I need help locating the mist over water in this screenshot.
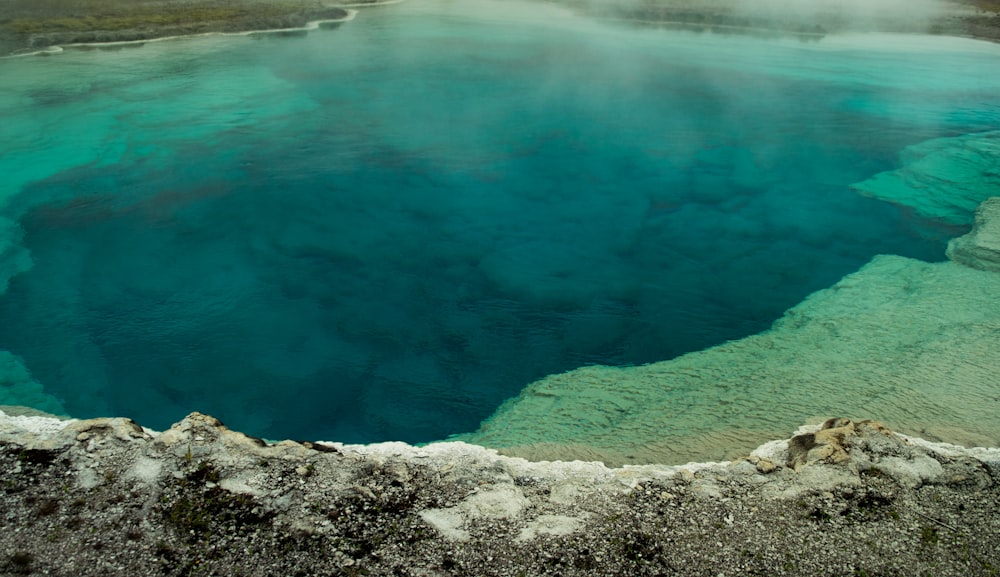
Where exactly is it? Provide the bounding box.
[573,0,955,36]
[1,0,998,444]
[732,0,951,31]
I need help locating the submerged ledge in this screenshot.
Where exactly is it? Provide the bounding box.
[1,409,998,575]
[457,194,1000,466]
[2,196,998,466]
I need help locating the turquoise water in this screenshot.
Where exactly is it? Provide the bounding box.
[1,0,999,444]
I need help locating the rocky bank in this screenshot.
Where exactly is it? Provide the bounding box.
[1,410,999,576]
[1,0,1000,57]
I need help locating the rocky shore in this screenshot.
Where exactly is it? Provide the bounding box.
[0,0,364,57]
[1,410,998,576]
[1,0,999,57]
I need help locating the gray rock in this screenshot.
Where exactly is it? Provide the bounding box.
[1,410,998,577]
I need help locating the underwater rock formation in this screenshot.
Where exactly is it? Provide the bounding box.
[0,353,65,416]
[458,197,1000,465]
[850,131,1000,226]
[0,216,31,295]
[947,196,1000,272]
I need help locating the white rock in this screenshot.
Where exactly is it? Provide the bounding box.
[463,486,529,519]
[516,515,586,542]
[126,457,163,484]
[418,508,469,542]
[875,455,945,488]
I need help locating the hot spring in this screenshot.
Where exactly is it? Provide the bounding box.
[1,0,999,462]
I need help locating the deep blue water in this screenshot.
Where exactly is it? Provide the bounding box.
[1,1,998,443]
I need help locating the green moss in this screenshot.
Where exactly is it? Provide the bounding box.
[920,525,940,547]
[186,461,221,485]
[36,497,60,517]
[8,551,33,575]
[153,540,176,560]
[808,507,832,522]
[16,448,58,466]
[163,483,273,543]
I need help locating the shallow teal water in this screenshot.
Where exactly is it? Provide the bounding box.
[1,0,999,443]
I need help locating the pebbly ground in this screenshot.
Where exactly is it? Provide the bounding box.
[1,410,998,577]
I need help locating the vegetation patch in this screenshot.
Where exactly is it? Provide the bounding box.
[0,0,351,53]
[160,462,274,543]
[6,551,34,575]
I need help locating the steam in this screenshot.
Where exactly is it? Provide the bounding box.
[566,0,954,34]
[730,0,953,33]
